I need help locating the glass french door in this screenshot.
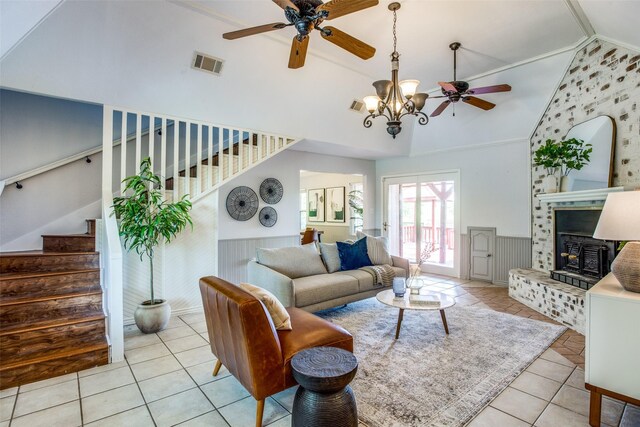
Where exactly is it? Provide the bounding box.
[383,172,460,277]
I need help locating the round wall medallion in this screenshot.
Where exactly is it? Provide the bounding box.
[226,186,259,221]
[259,207,278,227]
[259,178,283,204]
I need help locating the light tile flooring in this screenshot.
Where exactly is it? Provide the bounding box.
[2,275,639,427]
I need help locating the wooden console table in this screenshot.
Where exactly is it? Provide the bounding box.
[585,273,640,426]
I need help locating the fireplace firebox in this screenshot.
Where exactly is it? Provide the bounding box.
[552,209,616,290]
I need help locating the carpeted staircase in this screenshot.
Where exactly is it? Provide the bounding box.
[0,220,108,389]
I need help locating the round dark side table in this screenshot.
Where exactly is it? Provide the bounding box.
[291,346,358,427]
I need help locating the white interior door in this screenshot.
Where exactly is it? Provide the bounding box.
[469,227,496,282]
[383,171,460,277]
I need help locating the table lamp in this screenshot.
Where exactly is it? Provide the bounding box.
[593,191,640,293]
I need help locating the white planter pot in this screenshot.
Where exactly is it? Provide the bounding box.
[134,299,171,334]
[543,175,558,193]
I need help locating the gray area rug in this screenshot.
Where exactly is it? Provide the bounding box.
[317,298,566,427]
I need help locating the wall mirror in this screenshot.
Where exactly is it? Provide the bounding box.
[564,115,616,191]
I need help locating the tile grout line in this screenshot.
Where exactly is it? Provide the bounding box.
[125,339,158,427]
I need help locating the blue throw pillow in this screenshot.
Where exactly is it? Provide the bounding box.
[336,237,373,271]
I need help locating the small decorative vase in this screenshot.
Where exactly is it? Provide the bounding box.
[559,175,571,192]
[408,278,424,295]
[392,277,406,297]
[134,299,171,333]
[543,175,558,193]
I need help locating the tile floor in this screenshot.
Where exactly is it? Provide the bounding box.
[1,275,638,427]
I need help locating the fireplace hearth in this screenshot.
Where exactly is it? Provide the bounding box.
[552,209,616,290]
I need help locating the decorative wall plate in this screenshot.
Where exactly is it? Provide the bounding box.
[226,186,259,221]
[259,207,278,227]
[259,178,283,204]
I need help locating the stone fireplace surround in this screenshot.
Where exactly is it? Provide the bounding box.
[509,188,623,333]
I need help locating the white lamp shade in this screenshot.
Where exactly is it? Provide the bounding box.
[399,79,420,98]
[363,95,380,113]
[593,191,640,241]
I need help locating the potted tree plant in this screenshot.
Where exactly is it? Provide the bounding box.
[533,139,563,193]
[557,138,593,192]
[112,157,193,333]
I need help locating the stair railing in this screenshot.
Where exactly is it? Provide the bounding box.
[101,105,299,361]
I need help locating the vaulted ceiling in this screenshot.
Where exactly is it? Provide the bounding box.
[1,0,639,159]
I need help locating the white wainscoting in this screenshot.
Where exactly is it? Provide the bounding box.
[218,235,300,285]
[460,233,531,285]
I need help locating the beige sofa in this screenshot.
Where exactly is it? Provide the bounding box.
[247,242,409,312]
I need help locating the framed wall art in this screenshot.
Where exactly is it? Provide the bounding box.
[326,186,346,223]
[307,188,325,222]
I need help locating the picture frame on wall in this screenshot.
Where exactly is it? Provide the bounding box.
[307,188,325,222]
[326,186,346,223]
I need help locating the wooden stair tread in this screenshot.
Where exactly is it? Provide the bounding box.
[0,290,103,307]
[41,234,94,238]
[0,250,98,257]
[0,314,106,336]
[0,268,100,280]
[0,341,108,371]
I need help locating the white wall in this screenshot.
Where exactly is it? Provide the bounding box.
[376,140,531,238]
[218,149,376,241]
[0,89,103,250]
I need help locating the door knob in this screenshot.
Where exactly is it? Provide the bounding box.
[486,254,492,258]
[383,221,388,232]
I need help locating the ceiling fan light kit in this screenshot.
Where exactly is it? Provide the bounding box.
[222,0,378,69]
[362,2,429,139]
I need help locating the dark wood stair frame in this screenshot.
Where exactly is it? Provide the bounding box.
[0,219,109,389]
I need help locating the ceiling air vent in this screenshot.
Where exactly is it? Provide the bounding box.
[349,99,365,113]
[192,51,224,76]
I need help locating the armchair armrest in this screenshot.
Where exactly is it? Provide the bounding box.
[247,260,295,307]
[391,255,410,278]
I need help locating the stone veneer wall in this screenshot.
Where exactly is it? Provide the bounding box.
[531,39,640,272]
[509,269,586,334]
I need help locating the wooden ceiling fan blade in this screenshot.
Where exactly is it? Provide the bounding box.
[223,23,287,40]
[430,101,451,117]
[272,0,299,11]
[320,26,375,60]
[438,81,458,92]
[318,0,379,20]
[288,36,309,69]
[463,96,496,110]
[467,84,512,95]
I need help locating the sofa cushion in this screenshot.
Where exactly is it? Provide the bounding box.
[256,243,327,279]
[336,238,372,271]
[239,283,292,330]
[391,266,408,278]
[319,243,341,273]
[356,231,393,265]
[334,270,375,292]
[292,274,360,307]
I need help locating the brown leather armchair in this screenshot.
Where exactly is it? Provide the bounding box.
[199,276,353,427]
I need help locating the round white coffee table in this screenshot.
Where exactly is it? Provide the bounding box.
[376,289,456,339]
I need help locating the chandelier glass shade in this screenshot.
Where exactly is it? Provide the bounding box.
[363,2,429,138]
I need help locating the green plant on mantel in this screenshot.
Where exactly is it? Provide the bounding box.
[111,157,193,305]
[558,138,593,176]
[533,139,563,175]
[534,138,592,176]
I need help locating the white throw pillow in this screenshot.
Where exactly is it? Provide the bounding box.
[240,283,292,330]
[356,231,393,265]
[256,243,327,279]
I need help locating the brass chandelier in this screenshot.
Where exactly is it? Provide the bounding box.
[362,2,429,138]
